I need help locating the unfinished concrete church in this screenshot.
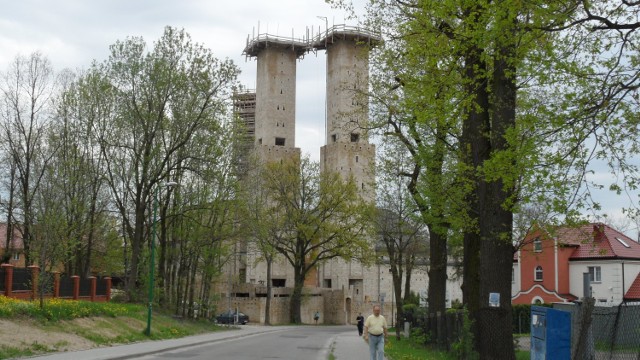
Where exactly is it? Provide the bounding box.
[218,24,459,325]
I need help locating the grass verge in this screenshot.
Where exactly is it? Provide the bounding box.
[0,297,228,359]
[384,335,455,360]
[383,334,531,360]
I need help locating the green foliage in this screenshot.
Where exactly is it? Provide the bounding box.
[385,334,454,360]
[404,292,421,307]
[253,156,376,322]
[409,327,430,345]
[451,309,479,360]
[450,299,464,310]
[0,299,225,357]
[512,303,551,334]
[0,297,138,321]
[61,25,242,300]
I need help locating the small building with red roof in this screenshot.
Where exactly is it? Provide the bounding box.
[0,223,25,267]
[512,223,640,304]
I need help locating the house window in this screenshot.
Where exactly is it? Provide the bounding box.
[351,133,359,142]
[275,137,285,146]
[272,279,286,287]
[588,266,601,283]
[533,237,542,252]
[331,134,337,143]
[12,253,19,261]
[534,266,543,281]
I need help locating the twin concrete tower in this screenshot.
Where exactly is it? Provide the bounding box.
[233,25,379,292]
[237,25,378,203]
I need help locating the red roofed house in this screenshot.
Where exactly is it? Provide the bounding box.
[512,223,640,305]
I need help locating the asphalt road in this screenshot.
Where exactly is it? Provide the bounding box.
[130,326,347,360]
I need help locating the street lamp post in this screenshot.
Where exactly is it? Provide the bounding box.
[145,181,177,336]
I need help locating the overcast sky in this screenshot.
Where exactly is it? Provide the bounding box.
[1,0,638,232]
[0,0,367,161]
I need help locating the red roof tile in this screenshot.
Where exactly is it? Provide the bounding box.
[548,223,640,260]
[625,273,640,300]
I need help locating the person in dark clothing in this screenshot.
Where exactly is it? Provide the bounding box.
[356,312,365,336]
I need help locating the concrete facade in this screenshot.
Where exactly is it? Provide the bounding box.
[318,29,377,203]
[254,46,299,149]
[244,35,306,150]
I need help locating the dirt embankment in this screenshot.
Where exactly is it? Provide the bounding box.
[0,316,146,355]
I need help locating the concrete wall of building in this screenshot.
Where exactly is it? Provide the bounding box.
[215,285,348,325]
[325,38,369,142]
[255,46,298,149]
[320,142,375,202]
[253,145,301,164]
[321,36,375,203]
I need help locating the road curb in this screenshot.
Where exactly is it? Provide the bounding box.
[109,327,289,360]
[27,326,291,360]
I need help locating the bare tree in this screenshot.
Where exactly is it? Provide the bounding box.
[0,52,59,266]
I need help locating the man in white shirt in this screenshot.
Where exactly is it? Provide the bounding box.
[363,304,388,360]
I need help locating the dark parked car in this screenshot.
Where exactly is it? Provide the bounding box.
[215,310,249,325]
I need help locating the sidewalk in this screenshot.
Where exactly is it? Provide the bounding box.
[332,328,371,360]
[26,325,289,360]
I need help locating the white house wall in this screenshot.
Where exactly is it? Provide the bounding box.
[511,262,520,297]
[569,260,640,304]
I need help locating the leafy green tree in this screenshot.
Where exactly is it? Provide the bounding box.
[360,0,467,325]
[376,139,429,339]
[237,154,279,325]
[71,26,240,298]
[48,68,116,277]
[341,0,640,358]
[260,156,374,323]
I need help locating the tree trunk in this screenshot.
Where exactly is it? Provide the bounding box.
[390,263,404,339]
[265,257,272,325]
[188,252,198,318]
[290,266,305,324]
[460,37,489,352]
[427,230,447,315]
[125,195,147,297]
[3,165,16,264]
[157,201,169,306]
[403,255,413,301]
[83,186,99,278]
[475,25,518,359]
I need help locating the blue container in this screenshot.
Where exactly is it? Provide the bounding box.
[531,306,571,360]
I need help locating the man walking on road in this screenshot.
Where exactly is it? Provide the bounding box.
[356,312,365,336]
[363,304,388,360]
